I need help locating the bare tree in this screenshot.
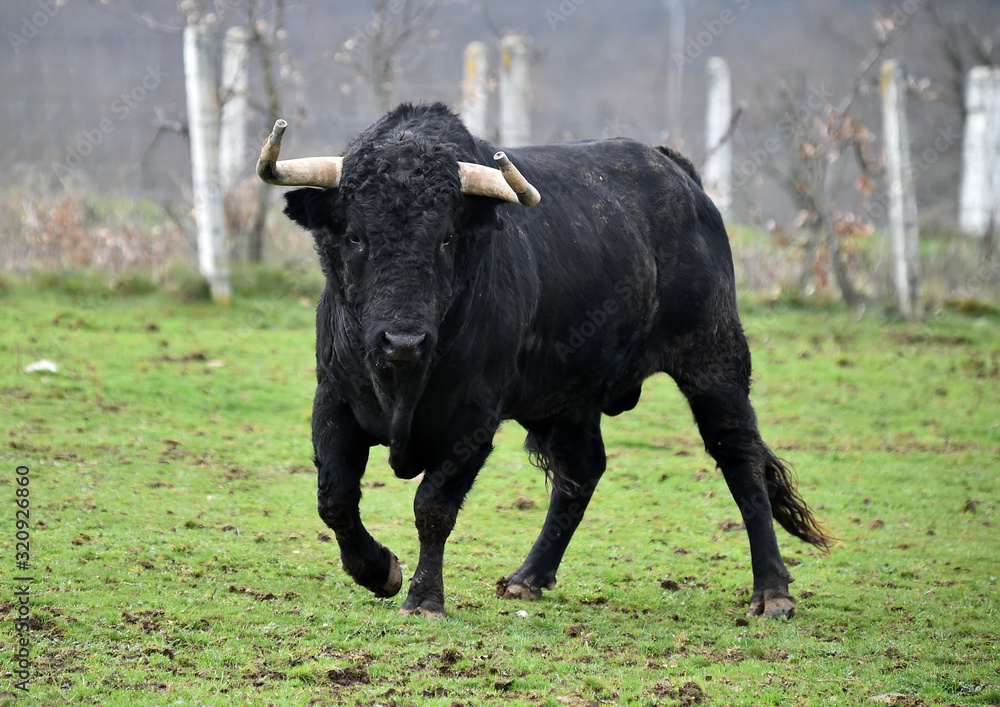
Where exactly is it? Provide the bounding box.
[336,0,445,114]
[762,90,870,304]
[756,16,913,306]
[244,0,288,262]
[93,0,294,263]
[928,2,1000,122]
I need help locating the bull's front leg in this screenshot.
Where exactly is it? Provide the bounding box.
[399,411,497,618]
[314,385,402,598]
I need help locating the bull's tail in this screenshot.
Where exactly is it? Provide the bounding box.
[764,446,832,550]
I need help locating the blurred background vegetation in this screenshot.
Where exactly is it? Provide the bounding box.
[2,0,998,308]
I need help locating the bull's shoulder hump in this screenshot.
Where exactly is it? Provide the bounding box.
[654,145,703,188]
[513,137,652,159]
[507,140,669,182]
[512,139,700,183]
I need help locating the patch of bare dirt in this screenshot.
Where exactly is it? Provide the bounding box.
[152,351,208,363]
[660,576,710,591]
[326,664,369,687]
[223,465,250,481]
[868,694,928,706]
[227,584,296,601]
[651,679,705,705]
[888,332,972,347]
[122,609,164,633]
[246,666,286,687]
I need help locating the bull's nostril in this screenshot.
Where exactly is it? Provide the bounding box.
[382,332,426,362]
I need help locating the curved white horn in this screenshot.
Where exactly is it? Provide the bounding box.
[457,152,541,207]
[257,119,343,188]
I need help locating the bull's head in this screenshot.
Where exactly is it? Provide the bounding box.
[258,115,539,467]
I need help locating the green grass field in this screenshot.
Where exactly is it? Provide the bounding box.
[1,276,998,706]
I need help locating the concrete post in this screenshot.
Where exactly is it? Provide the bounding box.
[461,41,489,139]
[959,66,1000,237]
[219,26,249,192]
[881,59,922,320]
[499,35,531,147]
[704,56,732,220]
[184,24,231,306]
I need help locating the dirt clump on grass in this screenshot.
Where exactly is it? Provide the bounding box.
[868,694,928,706]
[651,679,704,705]
[122,609,164,633]
[326,664,370,687]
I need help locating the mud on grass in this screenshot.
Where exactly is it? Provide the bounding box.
[1,284,998,705]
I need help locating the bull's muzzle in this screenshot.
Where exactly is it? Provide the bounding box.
[381,332,427,364]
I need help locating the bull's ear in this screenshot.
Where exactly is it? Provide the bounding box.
[283,187,339,233]
[460,194,502,233]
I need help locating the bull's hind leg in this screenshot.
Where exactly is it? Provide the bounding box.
[498,414,606,600]
[665,307,828,618]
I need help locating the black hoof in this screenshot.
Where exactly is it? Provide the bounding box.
[399,595,445,619]
[746,588,796,618]
[370,547,402,598]
[495,574,553,600]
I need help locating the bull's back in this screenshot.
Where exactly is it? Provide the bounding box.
[494,138,728,421]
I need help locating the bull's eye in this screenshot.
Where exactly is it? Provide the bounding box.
[440,233,454,249]
[346,231,363,247]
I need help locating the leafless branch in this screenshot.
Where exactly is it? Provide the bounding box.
[698,103,745,166]
[478,2,502,42]
[85,0,186,33]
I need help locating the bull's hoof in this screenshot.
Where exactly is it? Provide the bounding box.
[370,547,402,598]
[399,596,445,620]
[746,588,796,619]
[495,575,552,600]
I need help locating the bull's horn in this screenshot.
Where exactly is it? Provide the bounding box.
[457,152,541,207]
[257,119,343,188]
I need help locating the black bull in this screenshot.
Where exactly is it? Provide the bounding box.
[270,103,829,619]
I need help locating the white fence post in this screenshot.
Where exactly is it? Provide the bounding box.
[704,56,732,220]
[499,35,531,147]
[461,41,489,139]
[959,66,1000,238]
[881,59,922,321]
[219,25,249,192]
[184,24,231,306]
